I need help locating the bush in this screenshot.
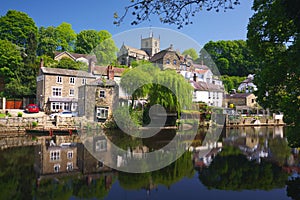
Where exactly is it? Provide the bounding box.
[17,112,23,117]
[32,121,38,127]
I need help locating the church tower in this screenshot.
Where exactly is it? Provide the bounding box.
[140,32,160,57]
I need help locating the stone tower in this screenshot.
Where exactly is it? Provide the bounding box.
[140,32,160,57]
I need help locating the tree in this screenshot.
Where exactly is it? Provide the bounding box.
[114,0,240,28]
[0,10,38,49]
[182,48,199,61]
[55,22,76,52]
[92,32,118,65]
[200,40,259,76]
[75,30,101,54]
[37,26,58,57]
[0,40,25,97]
[56,57,81,70]
[247,0,300,125]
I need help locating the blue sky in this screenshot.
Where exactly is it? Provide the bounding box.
[0,0,254,51]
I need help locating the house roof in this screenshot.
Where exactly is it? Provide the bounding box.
[194,64,209,70]
[40,67,95,78]
[150,48,180,62]
[88,78,117,87]
[225,93,253,99]
[93,66,126,77]
[191,81,223,92]
[121,44,149,56]
[54,51,96,62]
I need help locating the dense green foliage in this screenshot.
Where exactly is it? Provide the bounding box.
[182,48,199,61]
[200,40,259,76]
[121,62,193,114]
[118,152,194,189]
[0,10,118,98]
[247,0,300,125]
[198,146,288,190]
[0,146,36,200]
[221,75,245,92]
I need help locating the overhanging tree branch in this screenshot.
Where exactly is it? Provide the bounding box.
[114,0,240,28]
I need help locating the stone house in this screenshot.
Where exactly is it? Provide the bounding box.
[150,44,181,70]
[36,60,96,113]
[117,44,149,66]
[78,66,119,122]
[224,93,258,114]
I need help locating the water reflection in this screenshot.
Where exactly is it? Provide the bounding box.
[0,126,299,199]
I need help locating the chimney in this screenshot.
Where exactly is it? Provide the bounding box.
[107,65,114,80]
[88,58,95,73]
[40,58,44,68]
[193,73,197,82]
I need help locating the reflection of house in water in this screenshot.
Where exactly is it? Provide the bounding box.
[34,136,79,176]
[193,147,222,168]
[77,141,112,174]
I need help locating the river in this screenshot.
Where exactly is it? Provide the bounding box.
[0,126,299,200]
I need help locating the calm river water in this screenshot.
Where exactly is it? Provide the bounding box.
[0,126,299,200]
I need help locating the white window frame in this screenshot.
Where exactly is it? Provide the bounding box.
[82,78,86,85]
[67,162,73,171]
[54,164,60,173]
[69,77,75,85]
[69,88,75,96]
[67,151,73,159]
[50,150,60,161]
[96,107,109,119]
[56,76,62,84]
[99,90,105,98]
[95,139,107,152]
[52,87,62,97]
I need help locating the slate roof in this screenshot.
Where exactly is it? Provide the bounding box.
[88,78,117,87]
[54,51,97,62]
[121,45,149,56]
[191,81,223,92]
[93,66,126,77]
[40,67,95,78]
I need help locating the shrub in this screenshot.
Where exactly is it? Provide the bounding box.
[32,121,38,127]
[17,112,23,117]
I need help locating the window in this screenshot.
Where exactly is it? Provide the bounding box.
[173,59,177,65]
[67,151,73,159]
[67,162,73,171]
[82,78,86,85]
[95,139,107,152]
[50,150,60,161]
[52,87,62,97]
[54,164,60,173]
[69,89,75,96]
[100,90,105,98]
[97,107,109,119]
[56,76,62,84]
[69,77,75,84]
[166,59,170,64]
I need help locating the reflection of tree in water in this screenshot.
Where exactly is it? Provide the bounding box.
[34,174,114,199]
[286,125,300,148]
[0,146,35,200]
[198,146,288,190]
[286,177,300,200]
[118,152,194,190]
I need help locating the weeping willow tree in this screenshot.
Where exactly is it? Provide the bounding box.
[120,62,193,114]
[149,69,193,113]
